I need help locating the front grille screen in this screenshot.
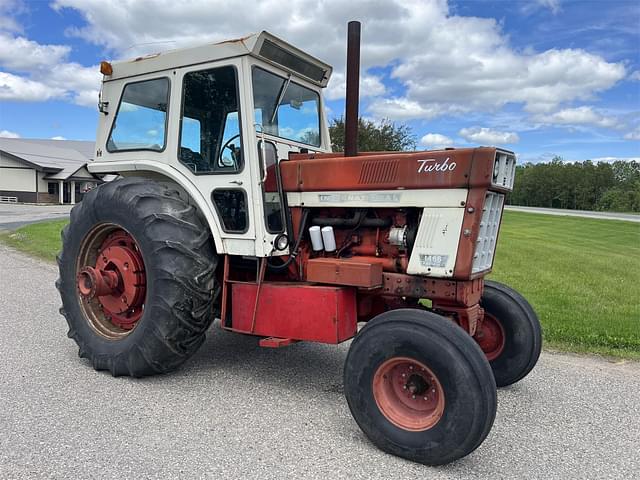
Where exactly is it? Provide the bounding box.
[472,192,504,274]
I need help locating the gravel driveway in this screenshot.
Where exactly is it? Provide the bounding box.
[1,244,638,479]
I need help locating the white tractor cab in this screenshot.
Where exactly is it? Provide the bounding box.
[91,32,333,257]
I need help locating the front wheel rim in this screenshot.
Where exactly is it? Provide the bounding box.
[372,357,445,431]
[475,313,506,361]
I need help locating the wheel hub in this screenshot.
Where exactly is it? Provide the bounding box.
[77,229,146,331]
[475,313,506,361]
[372,357,445,431]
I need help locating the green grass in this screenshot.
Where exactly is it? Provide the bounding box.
[0,219,68,263]
[490,211,640,360]
[1,212,638,359]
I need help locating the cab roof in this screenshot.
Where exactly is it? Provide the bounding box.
[104,31,333,87]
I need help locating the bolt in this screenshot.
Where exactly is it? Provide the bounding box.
[423,397,428,401]
[467,207,475,213]
[409,365,413,370]
[412,395,416,399]
[403,385,407,390]
[124,262,129,270]
[432,389,436,393]
[401,373,406,378]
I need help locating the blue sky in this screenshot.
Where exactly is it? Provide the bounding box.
[0,0,638,163]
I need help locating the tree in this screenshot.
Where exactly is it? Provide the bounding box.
[329,117,416,152]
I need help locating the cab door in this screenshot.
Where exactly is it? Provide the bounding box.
[173,60,257,256]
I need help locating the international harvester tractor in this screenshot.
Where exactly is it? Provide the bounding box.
[57,22,542,465]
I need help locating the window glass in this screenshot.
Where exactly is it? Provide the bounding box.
[107,78,169,152]
[179,66,243,173]
[212,189,248,233]
[252,67,320,147]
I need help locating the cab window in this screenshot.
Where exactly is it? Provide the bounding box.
[179,66,243,173]
[252,67,320,147]
[107,77,169,152]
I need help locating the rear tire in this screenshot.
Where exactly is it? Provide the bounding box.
[56,177,218,377]
[344,309,497,465]
[476,280,542,387]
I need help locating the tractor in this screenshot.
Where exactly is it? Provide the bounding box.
[57,22,541,465]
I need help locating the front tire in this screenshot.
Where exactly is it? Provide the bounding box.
[344,309,497,465]
[56,177,217,377]
[475,280,542,387]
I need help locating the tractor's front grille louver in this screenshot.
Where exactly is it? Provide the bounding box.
[471,192,505,274]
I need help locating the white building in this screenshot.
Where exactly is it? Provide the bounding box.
[0,138,101,204]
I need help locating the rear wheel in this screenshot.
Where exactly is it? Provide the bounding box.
[56,177,218,377]
[475,280,542,387]
[344,309,497,465]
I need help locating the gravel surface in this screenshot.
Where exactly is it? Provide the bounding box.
[1,244,638,479]
[0,204,72,230]
[505,206,640,222]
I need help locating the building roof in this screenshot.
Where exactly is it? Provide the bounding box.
[0,137,99,181]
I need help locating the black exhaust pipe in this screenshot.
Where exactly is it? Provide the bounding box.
[344,21,361,157]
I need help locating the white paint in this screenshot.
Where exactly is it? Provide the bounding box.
[416,157,456,173]
[287,189,467,208]
[407,207,465,278]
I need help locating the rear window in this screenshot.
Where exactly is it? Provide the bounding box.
[107,77,170,152]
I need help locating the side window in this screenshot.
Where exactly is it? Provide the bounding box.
[212,189,248,233]
[107,78,169,152]
[259,141,284,233]
[179,66,243,173]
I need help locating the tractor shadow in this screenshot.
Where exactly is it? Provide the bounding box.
[175,319,350,396]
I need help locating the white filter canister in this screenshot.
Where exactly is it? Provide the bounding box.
[321,226,337,252]
[309,226,324,251]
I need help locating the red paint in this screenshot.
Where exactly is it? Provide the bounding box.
[372,357,445,431]
[230,282,357,343]
[474,312,506,361]
[76,229,146,330]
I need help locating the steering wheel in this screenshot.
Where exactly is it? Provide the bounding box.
[219,134,241,168]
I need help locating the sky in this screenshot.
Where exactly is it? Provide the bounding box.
[0,0,638,163]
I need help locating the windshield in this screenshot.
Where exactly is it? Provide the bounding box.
[252,67,321,147]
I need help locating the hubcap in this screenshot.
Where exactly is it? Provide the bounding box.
[475,313,506,361]
[76,226,146,338]
[372,357,445,431]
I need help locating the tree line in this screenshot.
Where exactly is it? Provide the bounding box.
[509,158,640,213]
[328,117,639,213]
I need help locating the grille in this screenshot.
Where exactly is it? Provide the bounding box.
[492,150,516,190]
[472,192,504,274]
[358,159,399,185]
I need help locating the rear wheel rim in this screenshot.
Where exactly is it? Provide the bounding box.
[475,313,506,361]
[372,357,445,431]
[76,224,147,340]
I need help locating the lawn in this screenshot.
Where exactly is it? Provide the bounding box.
[0,219,68,263]
[490,211,640,359]
[1,212,638,359]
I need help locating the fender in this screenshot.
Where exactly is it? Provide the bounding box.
[88,160,227,254]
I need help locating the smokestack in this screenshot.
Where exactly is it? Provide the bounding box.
[344,21,361,157]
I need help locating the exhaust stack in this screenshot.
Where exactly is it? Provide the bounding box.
[344,21,361,157]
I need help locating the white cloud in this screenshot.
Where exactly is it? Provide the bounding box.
[533,106,619,128]
[459,127,519,144]
[591,157,640,163]
[534,0,561,14]
[624,128,640,141]
[50,0,625,120]
[325,72,386,100]
[51,136,67,140]
[0,129,20,138]
[630,71,640,81]
[0,71,64,101]
[0,34,71,71]
[420,133,453,149]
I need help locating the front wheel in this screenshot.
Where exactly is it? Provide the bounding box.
[475,280,542,387]
[344,309,497,465]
